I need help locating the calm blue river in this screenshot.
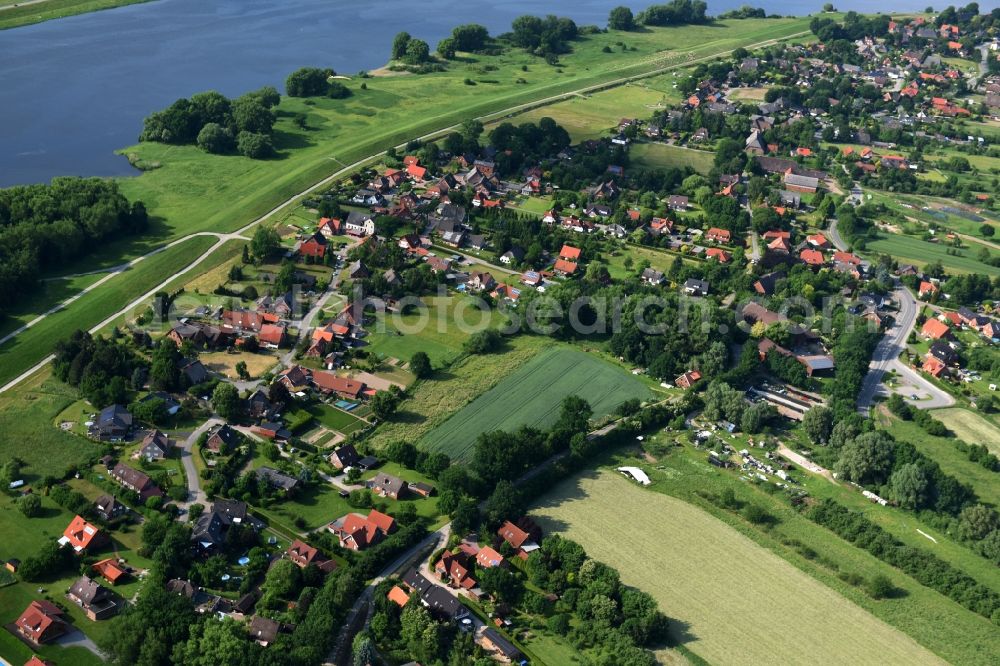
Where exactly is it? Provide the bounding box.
[1,0,934,186]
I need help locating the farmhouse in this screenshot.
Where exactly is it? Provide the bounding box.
[783,172,819,193]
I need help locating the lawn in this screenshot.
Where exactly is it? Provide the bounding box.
[865,233,999,276]
[532,470,942,666]
[933,408,1000,456]
[499,75,682,143]
[290,402,366,435]
[419,347,653,461]
[0,234,218,388]
[0,272,106,340]
[364,294,504,366]
[0,372,96,479]
[0,0,151,30]
[630,142,715,175]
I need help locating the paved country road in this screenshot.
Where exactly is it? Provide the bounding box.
[856,283,955,414]
[0,30,810,397]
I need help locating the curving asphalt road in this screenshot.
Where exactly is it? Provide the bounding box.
[856,284,956,415]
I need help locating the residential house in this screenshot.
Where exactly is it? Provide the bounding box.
[68,575,119,620]
[641,268,665,286]
[15,601,68,645]
[475,546,506,569]
[344,211,376,236]
[500,247,524,265]
[91,558,127,585]
[706,248,732,263]
[286,539,337,573]
[920,318,950,340]
[297,232,327,259]
[92,404,132,441]
[667,195,689,211]
[387,585,411,608]
[675,370,702,389]
[799,249,825,266]
[918,281,938,299]
[468,271,496,292]
[205,424,241,454]
[367,473,408,500]
[479,627,524,663]
[312,372,365,399]
[328,443,360,470]
[705,228,731,244]
[317,217,341,237]
[59,515,108,554]
[255,467,300,495]
[111,463,163,501]
[328,509,397,551]
[741,302,787,326]
[138,430,172,461]
[435,551,476,591]
[683,278,709,296]
[753,271,784,296]
[94,495,127,522]
[496,517,541,560]
[922,355,948,378]
[181,358,209,385]
[806,234,829,248]
[248,616,293,647]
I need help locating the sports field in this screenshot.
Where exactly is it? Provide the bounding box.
[532,470,943,666]
[935,408,1000,456]
[630,142,715,174]
[420,348,652,460]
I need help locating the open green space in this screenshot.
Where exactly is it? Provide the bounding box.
[291,402,367,435]
[364,295,504,366]
[630,142,715,174]
[0,273,106,340]
[934,408,1000,456]
[420,347,652,460]
[0,235,217,388]
[116,18,812,245]
[499,75,682,143]
[532,469,943,666]
[0,0,151,30]
[865,233,999,276]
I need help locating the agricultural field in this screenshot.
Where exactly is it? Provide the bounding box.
[531,470,942,666]
[365,335,549,451]
[630,142,715,175]
[865,233,1000,276]
[0,234,217,388]
[420,347,653,460]
[934,408,1000,456]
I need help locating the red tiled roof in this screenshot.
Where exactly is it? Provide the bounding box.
[559,244,581,260]
[312,372,365,398]
[799,249,825,265]
[61,515,103,552]
[921,318,950,340]
[706,248,731,263]
[553,258,578,274]
[387,585,410,607]
[476,546,505,568]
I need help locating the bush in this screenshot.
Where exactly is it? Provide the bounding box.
[866,574,895,599]
[17,493,41,517]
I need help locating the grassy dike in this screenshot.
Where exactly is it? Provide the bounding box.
[0,0,152,30]
[116,18,813,241]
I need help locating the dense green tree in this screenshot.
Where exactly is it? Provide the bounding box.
[250,226,281,260]
[236,131,274,159]
[391,32,412,60]
[286,67,336,97]
[802,406,833,445]
[608,6,636,30]
[212,383,240,420]
[409,351,432,379]
[196,122,234,154]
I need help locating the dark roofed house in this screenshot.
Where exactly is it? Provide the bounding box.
[181,358,209,385]
[741,302,786,326]
[92,404,132,441]
[248,616,294,647]
[94,495,127,522]
[205,424,241,454]
[683,278,709,297]
[255,467,300,495]
[753,271,784,296]
[367,472,408,500]
[67,575,119,620]
[191,510,227,554]
[329,444,360,470]
[642,267,665,286]
[421,585,468,621]
[480,627,524,662]
[138,430,172,461]
[111,462,162,501]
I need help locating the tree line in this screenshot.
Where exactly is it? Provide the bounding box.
[0,177,147,315]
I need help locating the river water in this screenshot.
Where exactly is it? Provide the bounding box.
[1,0,934,186]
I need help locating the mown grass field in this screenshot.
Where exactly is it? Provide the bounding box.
[420,347,652,460]
[0,0,150,30]
[498,75,683,143]
[532,470,943,666]
[116,18,812,244]
[0,272,105,339]
[365,334,550,451]
[364,295,505,366]
[0,235,217,388]
[866,233,999,276]
[934,408,1000,456]
[630,142,715,175]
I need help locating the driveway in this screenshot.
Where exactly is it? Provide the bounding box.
[176,418,222,516]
